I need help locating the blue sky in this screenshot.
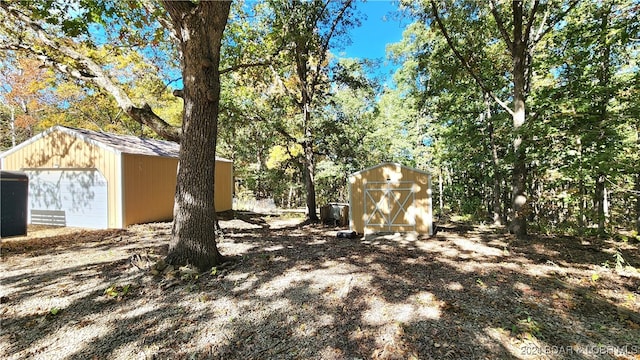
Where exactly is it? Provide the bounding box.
[337,0,409,82]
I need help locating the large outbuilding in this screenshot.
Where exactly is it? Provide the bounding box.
[0,126,233,229]
[348,162,433,236]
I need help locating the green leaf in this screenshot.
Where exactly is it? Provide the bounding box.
[104,285,119,297]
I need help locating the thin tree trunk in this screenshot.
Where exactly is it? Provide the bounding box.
[500,178,507,222]
[484,93,503,225]
[636,126,640,234]
[533,176,542,223]
[303,147,317,220]
[595,174,606,236]
[578,178,586,231]
[303,103,318,220]
[636,174,640,234]
[594,3,612,237]
[604,185,610,229]
[10,106,16,148]
[577,136,585,233]
[439,169,444,217]
[163,1,231,270]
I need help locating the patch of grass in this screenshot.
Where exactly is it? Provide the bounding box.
[512,314,543,340]
[103,284,132,300]
[279,211,306,220]
[450,214,474,223]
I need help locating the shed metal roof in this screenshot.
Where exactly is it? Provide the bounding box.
[0,125,232,162]
[349,162,430,177]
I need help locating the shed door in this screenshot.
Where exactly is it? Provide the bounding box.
[25,169,108,229]
[364,181,416,232]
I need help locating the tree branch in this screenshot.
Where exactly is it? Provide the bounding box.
[161,77,183,94]
[429,0,514,115]
[533,9,550,44]
[1,2,182,142]
[523,0,540,43]
[221,103,300,145]
[140,0,179,42]
[261,119,299,145]
[489,0,514,51]
[270,65,303,108]
[274,125,299,144]
[532,0,580,44]
[160,0,196,26]
[310,0,353,102]
[220,61,271,75]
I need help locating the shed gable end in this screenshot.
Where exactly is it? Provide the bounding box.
[1,129,116,170]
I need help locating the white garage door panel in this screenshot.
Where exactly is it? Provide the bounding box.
[26,169,108,229]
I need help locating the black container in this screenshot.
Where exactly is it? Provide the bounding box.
[1,171,29,237]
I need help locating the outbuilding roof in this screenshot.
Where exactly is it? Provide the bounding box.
[349,162,430,177]
[0,125,232,162]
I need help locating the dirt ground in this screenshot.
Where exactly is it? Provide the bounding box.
[1,214,639,360]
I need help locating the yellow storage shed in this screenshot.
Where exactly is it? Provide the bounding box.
[349,162,433,236]
[0,126,233,229]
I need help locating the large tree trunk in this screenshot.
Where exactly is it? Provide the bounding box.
[508,0,528,237]
[163,1,231,270]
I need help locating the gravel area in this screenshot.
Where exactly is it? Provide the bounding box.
[1,215,639,359]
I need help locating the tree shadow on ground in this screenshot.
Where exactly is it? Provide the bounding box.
[193,221,639,359]
[1,229,128,259]
[1,216,639,359]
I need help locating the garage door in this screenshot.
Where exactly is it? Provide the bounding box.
[25,169,108,229]
[364,180,416,232]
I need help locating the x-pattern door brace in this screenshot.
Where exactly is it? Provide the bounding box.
[364,180,416,231]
